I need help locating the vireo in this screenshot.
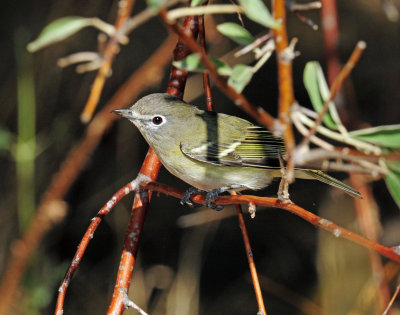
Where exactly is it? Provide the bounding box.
[114,93,361,209]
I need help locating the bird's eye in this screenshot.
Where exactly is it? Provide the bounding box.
[152,116,163,125]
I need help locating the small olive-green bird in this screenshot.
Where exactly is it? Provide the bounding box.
[114,93,361,209]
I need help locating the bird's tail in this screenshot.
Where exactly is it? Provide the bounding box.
[294,169,362,199]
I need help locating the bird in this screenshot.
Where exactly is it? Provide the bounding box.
[113,93,361,209]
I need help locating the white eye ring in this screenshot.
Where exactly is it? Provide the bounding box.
[151,115,165,126]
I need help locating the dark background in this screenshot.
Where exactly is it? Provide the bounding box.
[1,1,400,314]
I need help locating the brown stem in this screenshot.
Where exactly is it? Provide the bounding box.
[145,181,400,263]
[159,9,277,131]
[382,278,400,315]
[106,13,200,314]
[272,0,296,182]
[231,191,267,314]
[0,35,176,315]
[80,0,136,122]
[107,150,162,314]
[55,181,138,314]
[198,13,214,111]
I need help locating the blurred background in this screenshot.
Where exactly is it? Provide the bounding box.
[1,0,400,314]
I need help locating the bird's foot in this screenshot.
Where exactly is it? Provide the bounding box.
[180,187,202,207]
[205,189,224,211]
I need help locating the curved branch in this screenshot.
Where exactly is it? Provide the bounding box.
[145,182,400,263]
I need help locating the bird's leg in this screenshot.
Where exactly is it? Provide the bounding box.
[205,189,225,211]
[180,187,202,207]
[205,185,244,211]
[277,151,291,203]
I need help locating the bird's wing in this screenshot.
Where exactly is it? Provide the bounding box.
[180,113,285,168]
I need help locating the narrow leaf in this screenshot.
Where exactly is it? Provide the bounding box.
[217,22,254,46]
[27,17,93,52]
[349,124,400,148]
[387,161,400,173]
[147,0,165,9]
[303,61,338,130]
[385,170,400,208]
[191,0,208,6]
[228,64,253,93]
[173,53,232,76]
[0,126,13,151]
[238,0,280,29]
[173,53,203,72]
[316,64,343,128]
[210,57,232,76]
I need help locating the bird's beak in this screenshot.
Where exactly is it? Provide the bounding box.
[112,108,134,119]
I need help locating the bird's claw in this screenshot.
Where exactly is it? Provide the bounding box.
[181,187,224,210]
[205,190,224,211]
[180,187,202,207]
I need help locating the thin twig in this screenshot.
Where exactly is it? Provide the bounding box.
[299,41,367,148]
[54,179,145,314]
[198,10,214,111]
[0,35,176,315]
[272,0,297,182]
[166,15,200,98]
[145,181,400,263]
[295,111,381,154]
[167,4,243,20]
[291,110,335,150]
[124,0,183,34]
[257,275,322,315]
[107,151,162,314]
[231,191,267,314]
[234,33,272,58]
[107,14,200,314]
[80,0,136,123]
[382,278,400,315]
[159,9,277,131]
[287,1,322,11]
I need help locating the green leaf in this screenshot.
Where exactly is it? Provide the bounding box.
[173,53,203,71]
[238,0,280,29]
[27,17,93,52]
[228,64,253,93]
[385,170,400,208]
[147,0,165,9]
[303,61,339,130]
[173,53,232,76]
[349,124,400,149]
[217,22,254,46]
[387,161,400,173]
[210,57,232,76]
[191,0,207,6]
[0,126,13,151]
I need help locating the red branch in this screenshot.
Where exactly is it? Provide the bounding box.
[107,150,162,314]
[0,35,176,315]
[159,9,277,131]
[231,192,267,314]
[106,14,200,314]
[272,0,296,180]
[145,182,400,263]
[167,16,199,97]
[198,12,213,111]
[55,181,137,314]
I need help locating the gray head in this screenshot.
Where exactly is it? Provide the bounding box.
[113,93,200,145]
